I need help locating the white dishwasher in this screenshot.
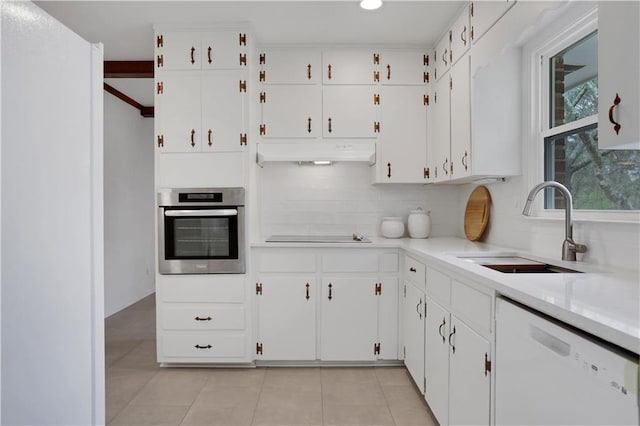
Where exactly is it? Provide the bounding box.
[495,297,639,425]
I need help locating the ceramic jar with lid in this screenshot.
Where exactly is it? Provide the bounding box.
[380,217,404,238]
[407,208,431,238]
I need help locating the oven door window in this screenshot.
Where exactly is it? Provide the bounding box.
[164,211,239,260]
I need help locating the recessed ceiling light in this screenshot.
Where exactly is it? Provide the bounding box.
[360,0,382,10]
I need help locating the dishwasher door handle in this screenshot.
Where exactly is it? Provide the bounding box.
[529,324,570,357]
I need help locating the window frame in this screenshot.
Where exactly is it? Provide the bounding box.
[524,3,639,223]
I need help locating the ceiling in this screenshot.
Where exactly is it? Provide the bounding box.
[36,1,465,108]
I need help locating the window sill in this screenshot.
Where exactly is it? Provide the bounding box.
[523,210,640,225]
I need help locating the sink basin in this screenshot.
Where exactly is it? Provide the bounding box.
[458,256,582,274]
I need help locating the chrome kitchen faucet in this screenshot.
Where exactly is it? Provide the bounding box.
[522,181,587,261]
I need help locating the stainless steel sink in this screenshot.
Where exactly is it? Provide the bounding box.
[458,256,582,274]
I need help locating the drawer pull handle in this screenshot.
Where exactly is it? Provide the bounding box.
[194,344,212,349]
[438,317,446,344]
[194,316,212,321]
[409,267,417,272]
[448,325,456,354]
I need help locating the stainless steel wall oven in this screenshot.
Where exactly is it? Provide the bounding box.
[158,188,245,274]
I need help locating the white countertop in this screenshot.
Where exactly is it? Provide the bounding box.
[252,237,640,354]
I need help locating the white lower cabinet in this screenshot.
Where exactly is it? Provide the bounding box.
[425,296,450,424]
[256,277,316,360]
[404,281,425,392]
[254,248,399,362]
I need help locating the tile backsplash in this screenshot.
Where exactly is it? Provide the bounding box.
[258,162,459,239]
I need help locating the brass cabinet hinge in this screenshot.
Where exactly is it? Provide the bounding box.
[471,2,474,17]
[450,76,453,90]
[307,64,312,80]
[471,26,475,41]
[375,283,382,295]
[256,342,263,355]
[157,54,164,68]
[423,54,429,66]
[423,94,429,106]
[156,34,164,48]
[239,80,247,92]
[260,92,266,103]
[327,64,332,80]
[485,353,491,376]
[259,124,266,136]
[424,167,430,179]
[450,50,453,64]
[157,135,164,148]
[374,94,380,105]
[239,33,247,46]
[373,53,380,65]
[374,122,381,133]
[240,133,247,146]
[259,53,266,65]
[449,29,453,43]
[240,53,247,66]
[373,70,380,83]
[374,343,381,355]
[156,81,164,95]
[256,282,263,295]
[403,284,406,298]
[259,70,266,82]
[424,72,430,83]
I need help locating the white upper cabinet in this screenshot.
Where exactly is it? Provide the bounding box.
[322,49,377,85]
[155,72,202,152]
[156,30,247,71]
[470,1,516,44]
[201,31,246,70]
[450,4,472,66]
[598,1,640,149]
[434,31,451,82]
[449,54,471,179]
[259,48,321,84]
[379,50,429,85]
[201,70,246,152]
[260,85,322,138]
[322,85,379,138]
[430,71,451,182]
[156,32,201,70]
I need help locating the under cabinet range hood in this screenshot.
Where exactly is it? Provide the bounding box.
[256,142,376,167]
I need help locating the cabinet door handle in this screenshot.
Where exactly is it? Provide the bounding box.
[461,25,467,46]
[608,93,622,135]
[443,49,448,66]
[438,317,446,343]
[207,129,213,147]
[327,64,332,80]
[461,151,468,171]
[308,117,312,134]
[328,283,333,300]
[387,162,392,179]
[190,46,196,64]
[442,158,448,176]
[307,64,312,80]
[190,129,196,147]
[328,117,332,133]
[194,316,212,321]
[387,64,391,80]
[194,344,212,349]
[207,46,212,64]
[448,325,456,354]
[416,298,422,320]
[305,283,310,300]
[409,267,417,272]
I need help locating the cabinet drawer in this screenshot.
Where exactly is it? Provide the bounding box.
[405,256,426,288]
[322,253,378,273]
[257,251,316,273]
[160,275,245,303]
[162,333,245,358]
[451,279,491,335]
[426,266,451,306]
[162,305,245,331]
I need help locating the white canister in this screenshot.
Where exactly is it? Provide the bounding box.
[407,208,431,239]
[381,217,405,238]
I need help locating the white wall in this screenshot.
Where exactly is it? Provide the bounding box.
[104,94,154,317]
[258,162,459,239]
[1,2,104,424]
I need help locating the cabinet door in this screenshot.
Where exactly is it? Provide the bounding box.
[260,48,321,84]
[201,31,243,70]
[380,50,428,85]
[434,32,451,82]
[201,70,245,152]
[156,32,201,70]
[430,72,451,182]
[404,282,425,393]
[323,86,379,138]
[320,278,378,361]
[448,316,491,426]
[378,277,399,360]
[450,5,471,66]
[156,72,201,153]
[257,277,316,360]
[323,49,376,85]
[470,0,515,44]
[377,86,428,183]
[450,54,471,179]
[261,85,322,138]
[424,297,450,425]
[598,1,640,149]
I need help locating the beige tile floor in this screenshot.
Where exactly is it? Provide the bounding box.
[106,294,438,426]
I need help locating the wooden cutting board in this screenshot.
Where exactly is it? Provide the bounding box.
[464,186,491,241]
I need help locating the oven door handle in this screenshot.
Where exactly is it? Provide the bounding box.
[164,209,238,217]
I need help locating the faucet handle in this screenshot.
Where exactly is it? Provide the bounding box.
[572,243,587,254]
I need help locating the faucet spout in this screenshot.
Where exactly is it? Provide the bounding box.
[522,181,587,261]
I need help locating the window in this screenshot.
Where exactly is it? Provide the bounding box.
[538,19,640,212]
